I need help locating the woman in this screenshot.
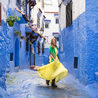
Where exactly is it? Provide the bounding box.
[46,38,59,87]
[30,38,68,87]
[37,38,68,87]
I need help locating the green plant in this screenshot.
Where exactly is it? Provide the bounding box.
[14,30,33,45]
[6,14,20,27]
[14,30,21,37]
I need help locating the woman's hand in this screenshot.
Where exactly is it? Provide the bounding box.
[50,54,56,62]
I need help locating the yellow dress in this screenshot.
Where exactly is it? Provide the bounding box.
[37,47,68,83]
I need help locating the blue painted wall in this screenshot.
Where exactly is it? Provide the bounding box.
[0,21,9,90]
[0,7,30,91]
[35,48,49,66]
[0,0,47,95]
[59,0,98,85]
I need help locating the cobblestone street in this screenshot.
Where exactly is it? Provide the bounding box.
[6,69,89,98]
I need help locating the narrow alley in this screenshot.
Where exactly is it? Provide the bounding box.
[6,69,89,98]
[0,0,98,98]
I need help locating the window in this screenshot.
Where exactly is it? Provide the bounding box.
[37,16,40,28]
[74,57,78,69]
[66,1,72,27]
[45,23,49,28]
[10,53,13,61]
[55,18,59,24]
[0,3,1,26]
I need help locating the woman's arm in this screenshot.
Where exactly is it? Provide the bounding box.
[50,54,56,61]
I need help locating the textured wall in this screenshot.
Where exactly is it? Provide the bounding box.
[0,0,47,94]
[0,21,9,90]
[85,0,98,84]
[59,0,98,84]
[59,0,85,30]
[0,6,27,90]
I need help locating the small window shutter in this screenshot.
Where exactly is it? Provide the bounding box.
[0,3,1,26]
[74,57,78,69]
[10,53,13,61]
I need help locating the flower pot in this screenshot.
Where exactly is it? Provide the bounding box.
[8,21,14,27]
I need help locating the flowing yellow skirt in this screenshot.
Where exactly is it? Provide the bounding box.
[37,60,68,83]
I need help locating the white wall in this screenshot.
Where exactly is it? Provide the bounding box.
[1,0,9,21]
[31,0,59,48]
[31,6,38,25]
[44,0,58,12]
[43,0,59,48]
[31,0,45,31]
[58,0,85,30]
[72,0,85,20]
[1,0,17,21]
[59,4,66,31]
[43,13,59,48]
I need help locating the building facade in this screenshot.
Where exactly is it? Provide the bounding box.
[44,0,59,48]
[31,0,59,48]
[59,0,98,85]
[0,0,46,94]
[58,0,85,30]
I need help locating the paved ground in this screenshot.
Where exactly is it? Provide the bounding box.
[6,69,90,98]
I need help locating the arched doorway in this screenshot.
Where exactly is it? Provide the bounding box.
[15,38,19,67]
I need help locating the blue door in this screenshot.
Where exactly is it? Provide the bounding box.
[15,38,19,67]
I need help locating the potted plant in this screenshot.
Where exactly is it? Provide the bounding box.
[6,14,20,27]
[14,30,21,36]
[14,30,25,39]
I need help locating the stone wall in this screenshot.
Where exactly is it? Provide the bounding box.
[59,0,98,84]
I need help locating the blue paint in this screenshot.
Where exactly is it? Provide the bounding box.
[0,0,45,96]
[15,38,19,67]
[59,0,98,84]
[0,20,10,90]
[0,4,32,90]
